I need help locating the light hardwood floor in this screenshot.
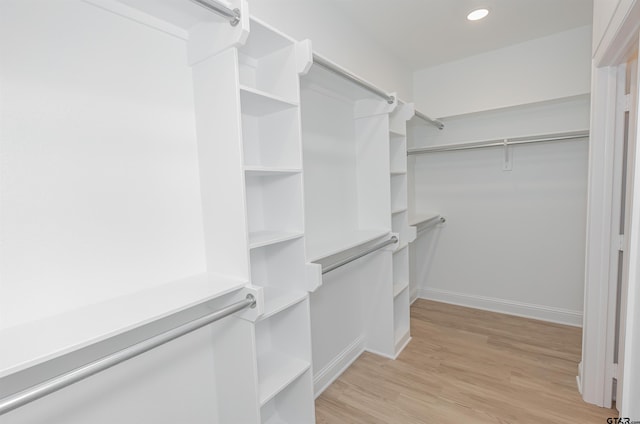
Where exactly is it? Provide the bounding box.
[315,299,617,424]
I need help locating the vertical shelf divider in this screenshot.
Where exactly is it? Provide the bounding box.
[388,102,416,358]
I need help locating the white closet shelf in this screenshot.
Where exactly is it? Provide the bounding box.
[245,166,302,176]
[306,229,390,262]
[392,208,408,214]
[410,212,441,227]
[390,170,407,175]
[249,231,304,249]
[393,280,410,298]
[240,86,298,116]
[260,287,307,320]
[389,128,406,137]
[258,352,310,406]
[0,273,247,378]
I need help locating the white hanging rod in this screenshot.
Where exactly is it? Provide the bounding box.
[407,130,589,156]
[190,0,240,26]
[322,236,398,274]
[313,54,395,104]
[415,110,444,130]
[0,294,256,416]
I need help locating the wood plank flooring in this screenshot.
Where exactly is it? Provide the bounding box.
[315,299,617,424]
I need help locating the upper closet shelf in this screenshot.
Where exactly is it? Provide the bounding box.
[0,273,247,378]
[311,54,394,104]
[87,0,237,37]
[307,229,390,262]
[303,56,392,104]
[238,18,296,59]
[407,130,589,155]
[411,213,446,233]
[410,212,441,226]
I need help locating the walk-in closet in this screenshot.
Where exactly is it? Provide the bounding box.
[1,0,640,422]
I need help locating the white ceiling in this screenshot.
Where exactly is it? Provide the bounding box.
[325,0,594,70]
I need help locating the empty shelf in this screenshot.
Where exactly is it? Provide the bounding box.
[0,273,247,378]
[240,86,298,117]
[260,287,307,320]
[393,280,409,298]
[258,352,310,406]
[306,229,390,262]
[245,167,302,177]
[249,231,304,249]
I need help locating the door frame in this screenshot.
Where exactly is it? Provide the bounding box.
[581,1,640,415]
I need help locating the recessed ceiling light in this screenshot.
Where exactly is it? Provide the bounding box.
[467,8,489,21]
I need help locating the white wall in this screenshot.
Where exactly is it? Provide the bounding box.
[248,0,413,102]
[413,26,592,118]
[409,96,590,326]
[0,0,206,328]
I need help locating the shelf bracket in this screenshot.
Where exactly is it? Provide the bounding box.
[503,139,513,171]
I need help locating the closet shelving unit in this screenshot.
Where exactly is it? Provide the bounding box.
[299,55,416,362]
[2,0,435,419]
[388,103,417,354]
[300,58,394,264]
[236,20,317,423]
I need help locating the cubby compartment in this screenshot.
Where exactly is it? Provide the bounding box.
[393,246,409,298]
[238,22,299,103]
[242,105,302,170]
[250,238,310,317]
[390,173,408,213]
[260,370,315,424]
[394,288,411,353]
[245,173,304,248]
[389,133,407,174]
[255,300,312,408]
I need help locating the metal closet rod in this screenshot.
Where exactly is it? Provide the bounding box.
[322,236,398,274]
[190,0,241,26]
[312,54,395,104]
[415,110,445,130]
[0,294,257,416]
[407,130,589,155]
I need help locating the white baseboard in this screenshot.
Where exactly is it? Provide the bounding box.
[576,361,583,394]
[410,288,419,305]
[313,336,364,398]
[418,288,583,327]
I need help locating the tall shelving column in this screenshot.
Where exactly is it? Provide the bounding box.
[389,102,417,356]
[189,4,266,422]
[236,19,318,424]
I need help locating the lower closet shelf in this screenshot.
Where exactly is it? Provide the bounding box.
[258,352,310,406]
[393,280,409,298]
[260,287,308,319]
[307,229,390,262]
